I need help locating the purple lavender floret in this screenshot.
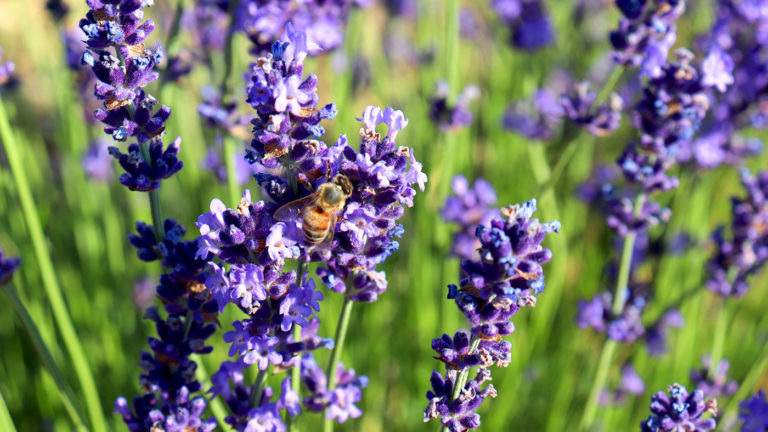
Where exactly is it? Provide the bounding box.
[0,249,21,286]
[115,386,216,432]
[707,168,768,298]
[503,88,563,141]
[108,137,183,191]
[425,199,558,431]
[492,0,555,51]
[690,355,738,398]
[560,81,623,137]
[424,367,496,432]
[641,383,717,432]
[300,353,368,424]
[740,390,768,432]
[441,175,499,261]
[644,308,684,356]
[79,0,181,190]
[429,81,479,131]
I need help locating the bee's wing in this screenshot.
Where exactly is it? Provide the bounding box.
[273,193,319,221]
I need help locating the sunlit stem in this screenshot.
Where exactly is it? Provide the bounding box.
[323,296,355,432]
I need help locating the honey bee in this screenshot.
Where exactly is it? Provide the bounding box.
[274,174,353,246]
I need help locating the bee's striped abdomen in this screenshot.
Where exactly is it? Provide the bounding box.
[302,208,331,244]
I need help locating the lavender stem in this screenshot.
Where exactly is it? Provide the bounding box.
[579,193,646,431]
[323,296,355,432]
[708,301,728,380]
[287,259,306,432]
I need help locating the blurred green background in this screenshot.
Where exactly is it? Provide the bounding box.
[0,0,766,430]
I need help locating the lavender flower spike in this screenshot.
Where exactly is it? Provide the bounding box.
[79,0,182,190]
[641,383,717,432]
[707,168,768,298]
[425,198,559,431]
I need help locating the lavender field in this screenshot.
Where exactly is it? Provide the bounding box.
[0,0,767,431]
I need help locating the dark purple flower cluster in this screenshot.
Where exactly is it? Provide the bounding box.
[641,383,717,432]
[0,248,21,286]
[681,1,766,169]
[79,0,183,191]
[441,175,499,261]
[576,285,683,355]
[560,81,623,137]
[0,48,17,91]
[424,200,559,431]
[237,0,372,55]
[740,390,768,432]
[428,81,479,132]
[116,218,220,431]
[610,0,685,77]
[707,168,768,298]
[690,355,738,398]
[492,0,555,51]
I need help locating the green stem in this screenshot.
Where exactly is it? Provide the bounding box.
[192,355,229,425]
[2,284,87,430]
[218,0,241,205]
[450,338,482,402]
[250,369,270,407]
[223,134,240,207]
[138,141,165,241]
[595,66,623,106]
[0,389,17,432]
[220,0,241,99]
[578,194,645,431]
[708,300,728,380]
[723,341,768,424]
[445,0,460,105]
[323,296,355,432]
[0,95,107,431]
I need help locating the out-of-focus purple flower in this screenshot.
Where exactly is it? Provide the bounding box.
[0,249,21,286]
[560,81,623,137]
[429,81,479,132]
[576,289,645,344]
[644,308,684,356]
[701,45,734,93]
[740,390,768,432]
[707,168,768,298]
[82,139,114,182]
[425,199,559,431]
[441,175,499,260]
[690,355,738,398]
[45,0,69,22]
[494,0,555,51]
[0,48,16,90]
[131,277,155,311]
[503,89,563,141]
[237,1,371,55]
[600,362,645,406]
[641,383,717,432]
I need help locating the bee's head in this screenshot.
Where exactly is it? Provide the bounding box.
[334,174,353,196]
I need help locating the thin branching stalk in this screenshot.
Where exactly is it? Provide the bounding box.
[0,95,107,431]
[578,194,646,431]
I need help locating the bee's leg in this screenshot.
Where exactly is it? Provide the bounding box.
[298,173,315,192]
[323,159,333,181]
